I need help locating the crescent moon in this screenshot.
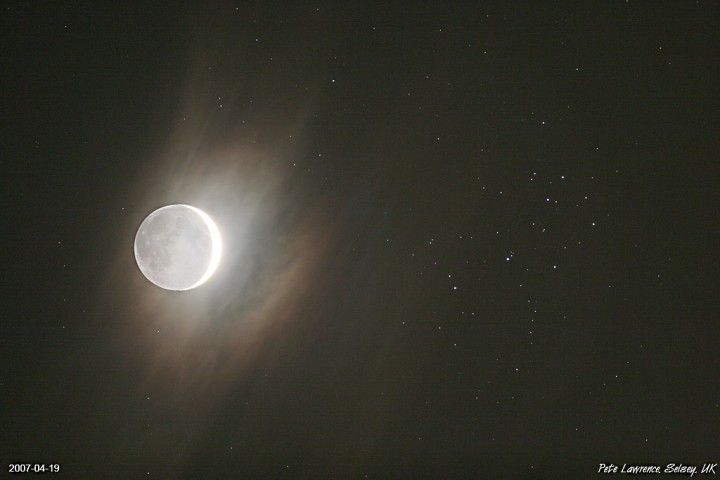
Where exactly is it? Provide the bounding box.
[186,205,223,290]
[133,204,223,291]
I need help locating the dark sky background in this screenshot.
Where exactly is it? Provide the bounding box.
[2,2,719,478]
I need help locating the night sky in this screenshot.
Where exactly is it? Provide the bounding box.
[2,2,719,478]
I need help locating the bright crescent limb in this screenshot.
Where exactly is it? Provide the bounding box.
[185,205,223,289]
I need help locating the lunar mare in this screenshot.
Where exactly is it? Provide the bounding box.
[134,204,222,291]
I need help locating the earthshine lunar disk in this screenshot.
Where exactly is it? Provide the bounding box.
[134,204,222,291]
